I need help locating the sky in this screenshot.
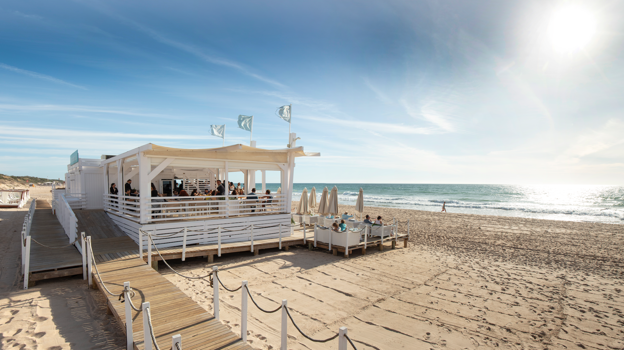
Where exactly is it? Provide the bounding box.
[0,0,623,184]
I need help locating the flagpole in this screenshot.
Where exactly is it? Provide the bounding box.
[250,115,254,146]
[289,104,292,147]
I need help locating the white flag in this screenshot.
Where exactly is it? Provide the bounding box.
[210,124,225,139]
[277,105,291,123]
[238,115,253,131]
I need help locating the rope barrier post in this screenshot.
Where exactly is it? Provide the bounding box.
[241,281,248,342]
[182,227,187,261]
[338,327,348,350]
[281,300,287,350]
[218,226,222,257]
[23,236,31,289]
[172,334,181,350]
[250,224,254,253]
[314,224,317,248]
[138,229,143,262]
[87,236,93,288]
[142,302,152,350]
[213,266,219,321]
[124,282,133,350]
[147,233,152,269]
[279,224,282,250]
[81,232,87,280]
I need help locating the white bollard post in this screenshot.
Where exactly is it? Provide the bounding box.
[23,236,31,289]
[172,334,181,350]
[218,226,222,257]
[124,282,133,350]
[279,224,282,250]
[138,229,143,262]
[147,233,152,268]
[338,327,348,350]
[281,300,287,350]
[213,266,219,321]
[87,236,93,288]
[250,225,254,253]
[142,302,152,350]
[182,227,187,261]
[81,232,87,280]
[241,281,248,342]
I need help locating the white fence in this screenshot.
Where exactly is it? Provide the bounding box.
[103,193,288,224]
[21,198,36,289]
[52,191,78,245]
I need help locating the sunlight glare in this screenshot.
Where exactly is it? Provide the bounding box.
[548,6,596,53]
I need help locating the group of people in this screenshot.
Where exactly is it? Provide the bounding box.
[328,212,389,232]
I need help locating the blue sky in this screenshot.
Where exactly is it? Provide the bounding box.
[1,0,622,184]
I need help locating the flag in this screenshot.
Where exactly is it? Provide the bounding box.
[210,124,225,138]
[277,105,291,123]
[237,115,253,131]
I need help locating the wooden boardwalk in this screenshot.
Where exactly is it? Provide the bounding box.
[92,253,251,349]
[28,200,84,281]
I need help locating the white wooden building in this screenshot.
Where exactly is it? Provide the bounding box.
[64,137,319,249]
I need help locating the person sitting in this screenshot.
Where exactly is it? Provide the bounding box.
[363,214,373,225]
[203,189,210,196]
[332,222,340,232]
[247,188,258,212]
[110,183,118,196]
[125,179,132,193]
[341,212,353,220]
[179,189,189,196]
[339,219,347,232]
[374,215,383,226]
[190,189,199,196]
[261,189,272,211]
[151,183,159,197]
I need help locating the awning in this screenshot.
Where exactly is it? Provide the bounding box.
[144,144,318,163]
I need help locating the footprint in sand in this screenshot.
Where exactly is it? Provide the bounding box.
[4,317,14,324]
[10,310,19,315]
[33,332,46,338]
[13,329,22,336]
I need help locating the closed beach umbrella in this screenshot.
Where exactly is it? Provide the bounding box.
[276,187,281,194]
[318,187,329,216]
[328,186,339,216]
[355,187,364,220]
[297,188,309,214]
[308,187,317,214]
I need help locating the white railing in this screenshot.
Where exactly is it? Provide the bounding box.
[21,198,36,289]
[104,193,289,223]
[54,193,78,244]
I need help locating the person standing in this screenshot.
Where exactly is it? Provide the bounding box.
[125,179,132,193]
[441,201,447,212]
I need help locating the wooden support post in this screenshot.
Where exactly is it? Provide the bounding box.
[81,232,87,280]
[182,227,187,261]
[362,247,366,255]
[284,245,289,251]
[218,226,222,257]
[172,334,181,350]
[124,282,133,350]
[332,248,337,256]
[208,254,214,263]
[339,327,348,350]
[392,240,396,249]
[143,302,152,350]
[308,242,313,251]
[241,281,248,342]
[281,300,287,350]
[404,238,408,248]
[379,243,384,251]
[344,249,349,258]
[253,248,259,256]
[23,236,31,290]
[151,260,158,271]
[213,266,219,321]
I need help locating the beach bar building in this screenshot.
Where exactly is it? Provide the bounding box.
[61,138,318,250]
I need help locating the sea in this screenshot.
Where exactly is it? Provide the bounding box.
[260,183,624,224]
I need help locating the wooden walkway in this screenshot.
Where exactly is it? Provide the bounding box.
[28,200,84,281]
[92,253,251,349]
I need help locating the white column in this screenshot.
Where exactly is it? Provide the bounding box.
[250,170,256,191]
[261,170,266,193]
[138,152,151,224]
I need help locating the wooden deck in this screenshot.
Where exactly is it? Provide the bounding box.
[306,233,409,257]
[92,253,251,349]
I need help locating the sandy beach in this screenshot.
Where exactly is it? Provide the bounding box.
[1,195,623,349]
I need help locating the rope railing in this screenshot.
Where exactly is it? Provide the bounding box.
[144,232,215,281]
[345,333,359,350]
[244,285,282,314]
[30,237,78,249]
[145,305,161,350]
[284,306,340,343]
[87,241,118,297]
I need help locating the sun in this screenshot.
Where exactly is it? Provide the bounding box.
[548,5,596,53]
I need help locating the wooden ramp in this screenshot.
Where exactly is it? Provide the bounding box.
[28,199,84,281]
[92,252,251,349]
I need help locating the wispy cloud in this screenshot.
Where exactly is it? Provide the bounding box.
[363,77,393,104]
[400,99,455,132]
[0,63,87,90]
[298,114,435,135]
[12,10,42,20]
[0,103,184,119]
[95,8,285,88]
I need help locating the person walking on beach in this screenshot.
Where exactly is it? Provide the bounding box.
[441,201,447,212]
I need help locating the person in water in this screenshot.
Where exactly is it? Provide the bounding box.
[441,201,447,212]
